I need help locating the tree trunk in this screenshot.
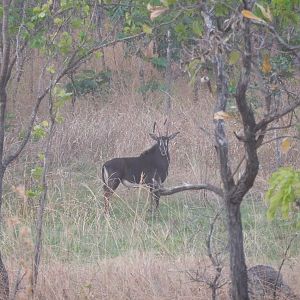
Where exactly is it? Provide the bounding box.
[0,169,9,300]
[226,198,249,300]
[0,79,9,300]
[164,29,172,115]
[0,253,9,300]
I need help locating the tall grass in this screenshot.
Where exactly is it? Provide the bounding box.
[2,46,300,298]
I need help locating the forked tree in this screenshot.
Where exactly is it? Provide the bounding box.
[147,1,300,299]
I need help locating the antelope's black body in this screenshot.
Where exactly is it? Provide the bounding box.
[102,131,179,214]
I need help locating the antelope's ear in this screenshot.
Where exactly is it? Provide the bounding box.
[149,133,158,141]
[168,132,180,140]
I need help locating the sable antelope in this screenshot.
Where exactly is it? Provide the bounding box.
[102,123,179,214]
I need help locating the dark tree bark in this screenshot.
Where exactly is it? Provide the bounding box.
[0,254,9,300]
[0,0,11,297]
[213,53,250,299]
[226,200,249,300]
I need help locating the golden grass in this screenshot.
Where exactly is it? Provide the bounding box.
[6,254,300,299]
[3,43,300,299]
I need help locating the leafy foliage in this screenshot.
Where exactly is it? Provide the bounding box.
[138,79,167,95]
[65,70,112,97]
[32,121,49,142]
[150,57,168,71]
[265,167,300,225]
[271,54,294,77]
[271,0,300,26]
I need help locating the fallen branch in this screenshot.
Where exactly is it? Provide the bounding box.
[157,183,223,197]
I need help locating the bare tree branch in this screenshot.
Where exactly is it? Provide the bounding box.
[273,234,298,299]
[256,99,300,132]
[252,20,300,53]
[3,66,67,167]
[266,113,294,131]
[234,13,260,199]
[260,135,300,146]
[157,183,223,197]
[32,89,56,292]
[9,267,26,300]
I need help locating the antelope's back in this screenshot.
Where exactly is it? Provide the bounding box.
[102,157,143,184]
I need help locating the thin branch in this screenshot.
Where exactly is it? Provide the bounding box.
[255,99,300,132]
[9,268,26,300]
[32,88,56,290]
[266,113,294,131]
[273,234,298,299]
[66,11,183,72]
[3,66,66,167]
[260,135,300,147]
[206,210,222,267]
[157,183,223,197]
[232,155,246,178]
[252,20,300,53]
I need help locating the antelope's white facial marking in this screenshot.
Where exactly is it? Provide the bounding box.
[159,138,168,156]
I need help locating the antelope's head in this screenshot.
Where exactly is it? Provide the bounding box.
[149,121,179,156]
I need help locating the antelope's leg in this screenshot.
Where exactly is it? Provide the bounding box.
[102,177,120,215]
[152,191,160,210]
[152,176,162,210]
[103,185,112,215]
[149,184,161,212]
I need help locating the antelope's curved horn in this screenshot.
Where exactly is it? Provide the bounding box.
[153,121,161,137]
[153,122,157,133]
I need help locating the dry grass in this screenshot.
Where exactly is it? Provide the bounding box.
[2,44,300,299]
[6,254,300,300]
[9,254,224,300]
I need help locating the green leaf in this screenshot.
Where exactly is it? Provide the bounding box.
[142,24,152,34]
[83,4,90,15]
[229,51,240,65]
[47,65,56,74]
[95,51,103,59]
[71,18,83,29]
[192,20,203,37]
[187,59,201,77]
[255,3,272,22]
[55,114,65,124]
[215,3,229,17]
[26,189,40,198]
[40,120,49,128]
[175,23,187,41]
[38,152,45,161]
[30,34,46,49]
[53,86,72,112]
[58,32,73,55]
[150,57,167,71]
[79,31,86,43]
[31,166,43,180]
[54,18,63,26]
[26,186,44,198]
[26,22,35,30]
[265,167,300,223]
[32,125,46,141]
[160,0,177,6]
[38,11,46,19]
